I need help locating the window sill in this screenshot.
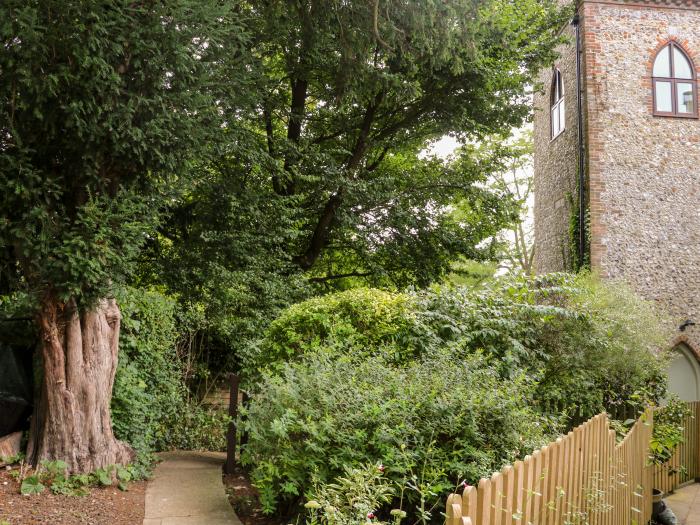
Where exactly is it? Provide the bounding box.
[653,112,699,119]
[550,129,566,143]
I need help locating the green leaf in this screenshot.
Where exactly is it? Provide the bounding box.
[21,476,46,495]
[117,467,132,482]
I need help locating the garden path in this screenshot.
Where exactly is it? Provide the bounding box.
[143,451,242,525]
[666,483,700,525]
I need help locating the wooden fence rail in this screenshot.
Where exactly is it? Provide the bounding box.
[653,400,700,495]
[446,410,654,525]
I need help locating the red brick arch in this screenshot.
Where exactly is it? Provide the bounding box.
[647,36,698,76]
[645,36,699,114]
[671,334,700,363]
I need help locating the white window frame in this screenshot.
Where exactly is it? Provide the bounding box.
[551,69,565,140]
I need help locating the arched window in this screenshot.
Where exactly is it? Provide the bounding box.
[551,69,565,139]
[653,42,697,117]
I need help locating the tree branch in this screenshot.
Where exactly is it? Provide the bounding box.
[277,77,308,195]
[294,92,385,270]
[372,0,391,49]
[308,271,373,283]
[264,104,275,156]
[366,145,390,172]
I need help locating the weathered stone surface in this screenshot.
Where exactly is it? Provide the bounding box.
[535,0,700,350]
[534,21,580,273]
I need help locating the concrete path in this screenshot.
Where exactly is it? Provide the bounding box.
[666,483,700,525]
[143,451,242,525]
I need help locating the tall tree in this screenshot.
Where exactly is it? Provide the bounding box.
[137,0,567,366]
[246,0,566,279]
[489,132,536,275]
[0,1,249,472]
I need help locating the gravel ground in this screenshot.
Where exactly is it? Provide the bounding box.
[0,467,145,525]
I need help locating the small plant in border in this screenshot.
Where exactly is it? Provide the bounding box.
[16,461,143,496]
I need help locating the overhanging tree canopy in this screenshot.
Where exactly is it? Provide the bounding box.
[144,0,568,329]
[251,0,565,270]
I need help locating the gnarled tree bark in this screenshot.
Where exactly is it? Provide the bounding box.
[27,294,133,474]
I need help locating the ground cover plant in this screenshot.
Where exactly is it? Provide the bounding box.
[15,459,138,496]
[0,460,146,524]
[241,273,671,522]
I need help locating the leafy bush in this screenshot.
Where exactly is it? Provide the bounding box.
[112,287,187,459]
[410,273,671,421]
[304,463,396,525]
[112,286,230,459]
[158,406,231,452]
[249,273,670,423]
[242,273,671,520]
[242,350,557,518]
[243,288,414,379]
[649,396,693,466]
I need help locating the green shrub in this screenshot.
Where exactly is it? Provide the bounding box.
[112,287,187,459]
[242,288,415,379]
[242,350,557,518]
[112,286,231,458]
[649,395,693,466]
[529,274,671,420]
[250,273,670,424]
[409,273,671,421]
[304,463,395,525]
[158,406,231,452]
[242,288,414,383]
[242,272,671,521]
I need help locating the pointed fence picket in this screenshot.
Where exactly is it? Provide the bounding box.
[446,410,654,525]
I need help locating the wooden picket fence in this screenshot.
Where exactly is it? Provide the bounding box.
[446,410,654,525]
[653,400,700,494]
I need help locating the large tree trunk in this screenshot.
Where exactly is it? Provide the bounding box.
[27,294,133,474]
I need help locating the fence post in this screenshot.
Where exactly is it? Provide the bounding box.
[225,373,240,475]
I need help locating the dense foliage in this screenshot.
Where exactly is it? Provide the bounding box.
[112,287,228,461]
[4,2,664,509]
[247,274,670,419]
[243,288,414,379]
[242,273,670,519]
[138,0,570,370]
[243,351,556,518]
[0,0,253,470]
[240,0,566,279]
[112,288,183,458]
[0,0,249,303]
[649,396,693,466]
[304,463,396,525]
